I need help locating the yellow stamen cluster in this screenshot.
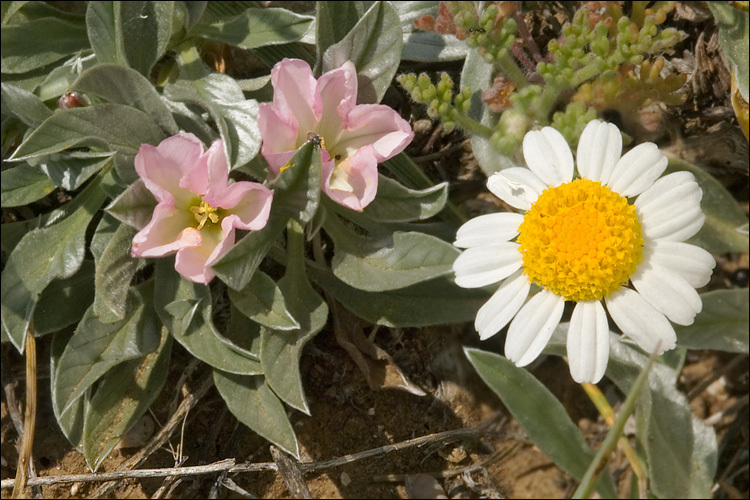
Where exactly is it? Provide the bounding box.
[517,179,643,302]
[190,200,220,231]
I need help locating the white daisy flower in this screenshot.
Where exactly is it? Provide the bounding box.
[453,120,716,383]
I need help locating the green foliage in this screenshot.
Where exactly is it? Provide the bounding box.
[1,4,745,493]
[404,1,688,173]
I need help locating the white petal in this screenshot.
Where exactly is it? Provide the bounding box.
[631,262,702,326]
[635,172,705,241]
[475,269,531,340]
[576,120,622,184]
[607,143,668,197]
[454,212,523,248]
[639,205,705,242]
[634,171,698,209]
[486,168,547,211]
[453,243,523,288]
[523,127,574,187]
[567,301,610,383]
[505,290,565,366]
[605,288,676,355]
[647,240,715,288]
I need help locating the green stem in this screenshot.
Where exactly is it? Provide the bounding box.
[285,219,306,277]
[534,83,564,123]
[572,350,658,499]
[174,42,209,80]
[454,112,495,139]
[497,52,529,88]
[569,61,606,89]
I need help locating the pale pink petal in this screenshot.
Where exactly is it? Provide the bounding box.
[486,167,547,210]
[135,133,204,204]
[204,140,229,196]
[131,204,197,258]
[270,58,320,144]
[316,61,357,142]
[522,127,574,187]
[264,150,299,178]
[335,104,413,162]
[175,224,229,284]
[567,301,610,383]
[322,144,378,211]
[214,183,273,231]
[576,120,621,184]
[505,289,565,366]
[258,102,300,161]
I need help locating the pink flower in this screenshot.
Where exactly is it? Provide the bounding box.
[131,133,273,284]
[258,58,414,211]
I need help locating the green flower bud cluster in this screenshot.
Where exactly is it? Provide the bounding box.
[398,72,472,134]
[551,102,598,145]
[447,2,518,64]
[539,6,684,90]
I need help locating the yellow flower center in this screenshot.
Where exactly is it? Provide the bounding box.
[190,199,220,231]
[517,179,643,302]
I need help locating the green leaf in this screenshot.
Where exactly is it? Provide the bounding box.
[0,163,56,207]
[73,64,179,135]
[9,104,166,162]
[213,141,321,291]
[326,215,460,291]
[36,51,98,101]
[4,1,85,25]
[707,3,749,101]
[605,336,717,499]
[94,222,140,322]
[34,259,95,336]
[267,140,322,224]
[225,305,264,363]
[181,1,207,31]
[228,271,300,331]
[322,1,403,104]
[213,371,300,458]
[315,1,363,70]
[464,347,618,498]
[83,327,171,471]
[54,282,161,417]
[460,49,517,175]
[359,175,448,223]
[163,74,261,169]
[675,289,749,353]
[308,265,488,327]
[260,221,328,414]
[667,158,749,253]
[86,1,173,77]
[212,212,286,291]
[1,17,89,74]
[153,259,262,374]
[402,32,470,63]
[192,7,313,49]
[39,152,114,191]
[1,181,106,351]
[1,82,53,127]
[105,178,157,230]
[50,329,86,451]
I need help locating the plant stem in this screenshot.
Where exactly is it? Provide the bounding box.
[497,52,529,88]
